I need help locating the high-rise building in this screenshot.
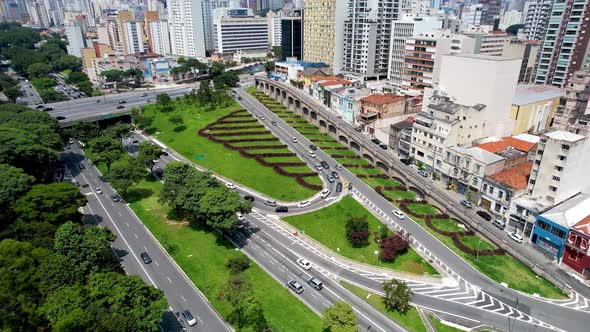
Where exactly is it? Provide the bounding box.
[341,0,402,79]
[462,4,484,26]
[534,0,590,88]
[281,16,302,60]
[213,14,268,54]
[522,0,552,41]
[0,0,29,23]
[144,11,160,52]
[149,20,171,55]
[122,20,147,54]
[478,0,502,26]
[500,9,522,29]
[65,25,86,57]
[167,0,207,58]
[270,15,282,47]
[26,0,51,27]
[502,39,540,83]
[554,69,590,132]
[463,30,510,57]
[302,0,347,73]
[117,10,135,55]
[202,0,230,50]
[387,14,442,87]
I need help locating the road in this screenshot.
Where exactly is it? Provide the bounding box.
[235,84,590,332]
[47,85,195,124]
[60,144,232,332]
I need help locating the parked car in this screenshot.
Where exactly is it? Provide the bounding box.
[476,210,492,221]
[287,280,304,294]
[307,277,323,290]
[298,200,311,208]
[296,258,312,270]
[182,310,197,326]
[418,170,430,177]
[309,144,317,151]
[492,219,505,230]
[225,182,236,190]
[371,138,381,145]
[508,232,524,243]
[275,206,288,213]
[392,209,405,220]
[308,151,316,158]
[379,143,388,150]
[336,182,343,192]
[236,212,245,221]
[140,252,152,264]
[321,161,329,169]
[400,158,411,165]
[244,195,255,202]
[321,188,331,199]
[460,200,473,209]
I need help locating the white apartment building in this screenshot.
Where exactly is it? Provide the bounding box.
[435,54,521,137]
[387,14,442,87]
[500,10,522,30]
[461,4,483,26]
[122,20,146,54]
[149,20,171,56]
[402,31,477,93]
[342,0,402,79]
[213,16,269,54]
[27,0,51,27]
[522,0,552,41]
[65,26,85,57]
[270,16,282,47]
[167,0,207,58]
[202,0,230,50]
[463,31,510,57]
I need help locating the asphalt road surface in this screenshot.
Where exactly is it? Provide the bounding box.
[60,144,232,332]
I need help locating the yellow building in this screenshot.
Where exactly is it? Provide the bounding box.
[117,10,135,55]
[510,84,564,135]
[302,0,346,73]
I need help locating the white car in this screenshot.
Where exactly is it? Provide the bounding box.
[508,232,524,243]
[182,310,197,326]
[392,209,405,220]
[225,182,236,190]
[298,200,311,208]
[297,258,312,270]
[236,212,245,221]
[260,115,266,121]
[308,151,316,158]
[321,188,331,199]
[292,137,298,143]
[95,187,103,194]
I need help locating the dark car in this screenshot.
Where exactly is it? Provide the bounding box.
[140,252,152,264]
[275,206,289,213]
[118,100,126,104]
[309,144,317,151]
[476,210,492,221]
[161,151,169,156]
[336,182,343,192]
[321,161,329,169]
[81,183,89,188]
[371,138,381,145]
[331,171,339,179]
[111,194,120,202]
[56,116,66,120]
[117,105,125,109]
[379,143,388,150]
[78,163,85,170]
[400,158,410,165]
[271,121,277,126]
[36,105,45,109]
[244,195,255,202]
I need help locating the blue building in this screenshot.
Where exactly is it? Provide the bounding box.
[530,194,590,262]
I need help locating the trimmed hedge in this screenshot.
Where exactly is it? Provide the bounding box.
[208,125,265,130]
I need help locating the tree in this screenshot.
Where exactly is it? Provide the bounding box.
[226,256,250,274]
[168,114,184,128]
[379,234,409,261]
[106,161,146,197]
[136,142,161,168]
[103,123,131,140]
[156,93,172,106]
[65,71,89,85]
[42,285,88,328]
[159,161,194,210]
[3,86,20,102]
[54,55,82,72]
[506,24,525,36]
[382,279,412,314]
[11,182,86,225]
[101,69,123,82]
[131,108,153,130]
[210,61,225,76]
[175,170,220,218]
[345,215,370,246]
[197,80,212,104]
[64,122,101,142]
[264,61,274,73]
[0,164,34,215]
[31,77,57,90]
[322,302,357,332]
[271,46,282,59]
[197,187,252,232]
[216,274,263,328]
[87,136,123,172]
[26,62,52,78]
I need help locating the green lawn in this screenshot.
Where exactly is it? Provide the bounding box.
[284,196,437,275]
[459,235,497,251]
[340,281,426,332]
[127,178,323,331]
[430,315,464,332]
[430,219,464,233]
[406,203,440,216]
[142,100,317,201]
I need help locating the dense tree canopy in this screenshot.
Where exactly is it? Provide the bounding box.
[11,183,86,225]
[322,302,357,332]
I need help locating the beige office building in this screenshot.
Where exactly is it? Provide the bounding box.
[302,0,346,73]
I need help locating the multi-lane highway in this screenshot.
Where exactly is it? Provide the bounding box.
[60,145,232,332]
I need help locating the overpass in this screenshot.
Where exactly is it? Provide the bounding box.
[47,85,194,127]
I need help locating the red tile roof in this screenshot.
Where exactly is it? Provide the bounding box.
[320,80,351,87]
[489,161,533,191]
[311,75,339,82]
[477,137,536,153]
[574,216,590,235]
[361,93,406,105]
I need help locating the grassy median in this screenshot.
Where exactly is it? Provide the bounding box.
[126,177,322,331]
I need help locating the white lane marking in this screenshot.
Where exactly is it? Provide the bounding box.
[134,233,139,239]
[181,295,187,302]
[166,277,172,284]
[154,261,160,267]
[125,222,130,227]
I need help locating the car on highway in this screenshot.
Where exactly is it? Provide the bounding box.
[275,206,288,213]
[117,105,125,109]
[296,258,312,270]
[321,188,331,198]
[111,194,120,202]
[225,182,236,190]
[307,277,323,290]
[508,232,524,243]
[335,164,343,171]
[309,144,317,151]
[118,100,126,104]
[417,170,430,177]
[56,116,66,120]
[400,158,411,165]
[476,210,492,221]
[336,182,343,192]
[287,280,304,294]
[298,200,311,208]
[392,209,405,220]
[315,163,322,170]
[141,93,149,97]
[140,252,152,264]
[321,161,329,169]
[244,195,255,202]
[36,105,44,109]
[45,106,54,111]
[182,310,197,326]
[292,137,298,143]
[379,143,388,150]
[331,171,339,179]
[460,200,473,208]
[260,115,265,120]
[271,121,277,126]
[95,187,103,194]
[265,199,277,207]
[161,151,169,156]
[328,174,337,183]
[371,138,381,145]
[308,151,316,158]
